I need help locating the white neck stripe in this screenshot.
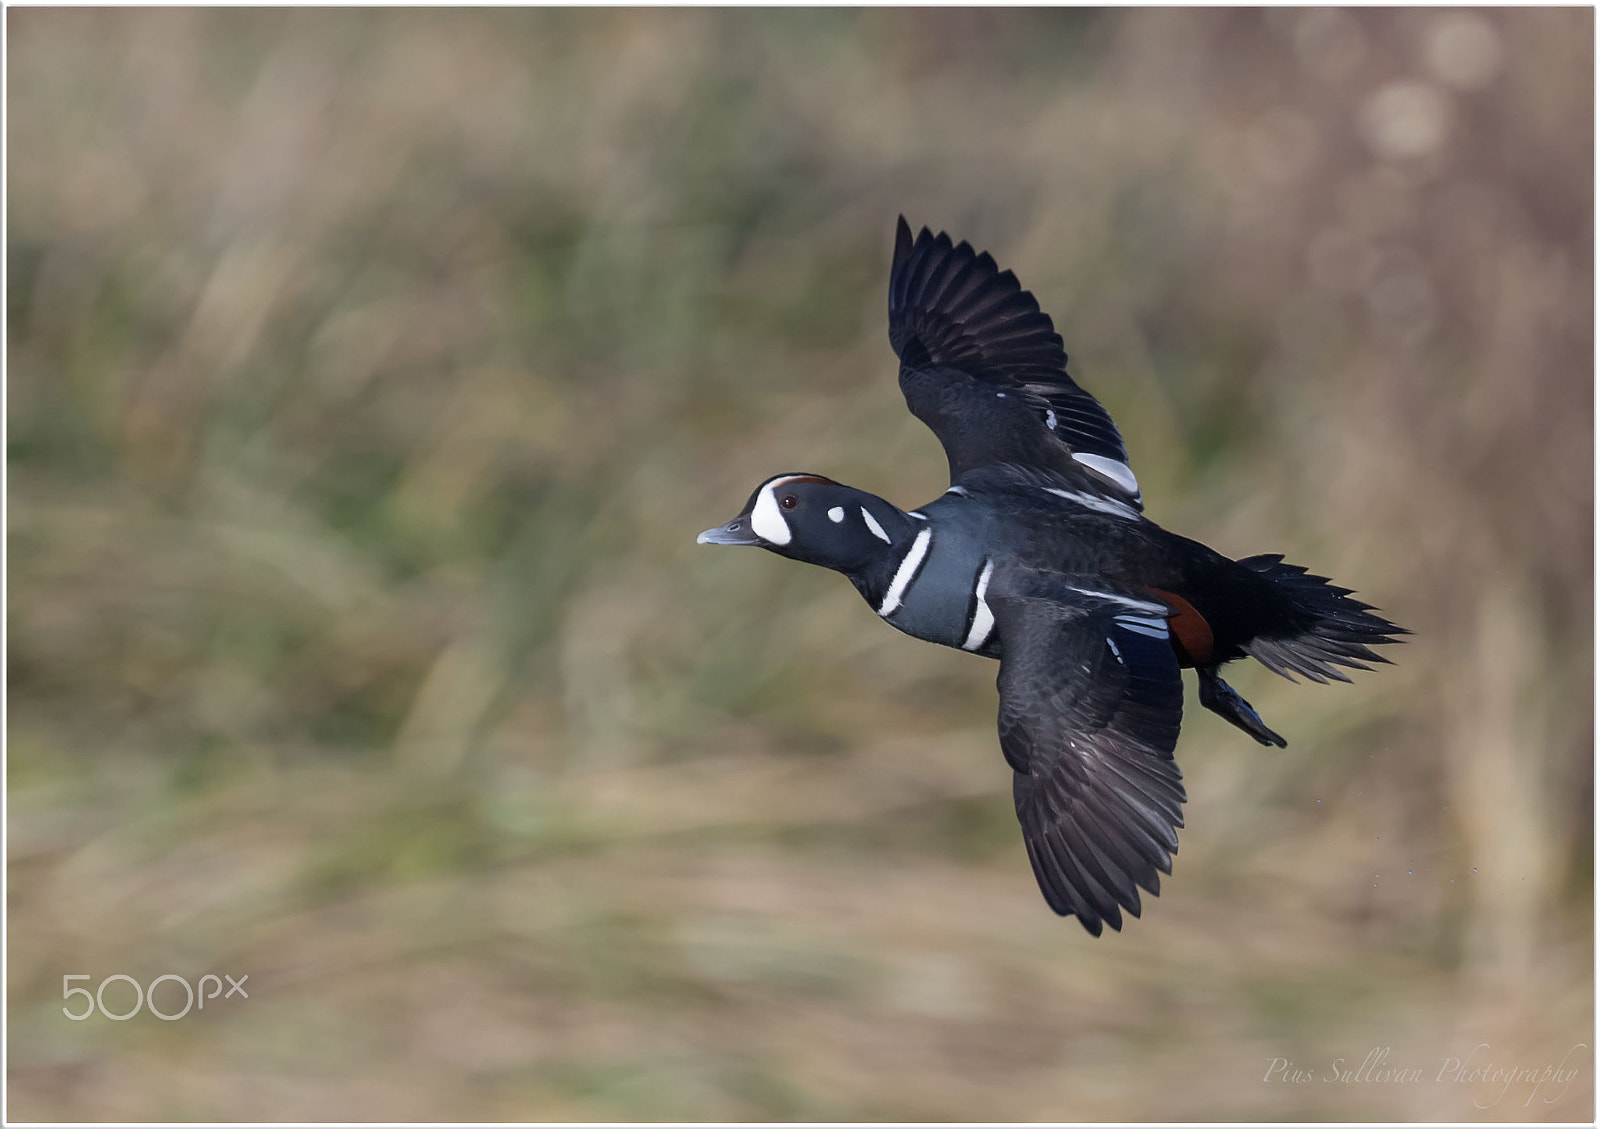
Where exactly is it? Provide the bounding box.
[861,507,891,544]
[961,558,996,651]
[877,527,932,618]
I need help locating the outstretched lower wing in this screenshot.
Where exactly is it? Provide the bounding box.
[888,217,1141,505]
[990,578,1185,935]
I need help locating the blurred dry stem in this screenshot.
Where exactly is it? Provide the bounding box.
[8,8,1593,1122]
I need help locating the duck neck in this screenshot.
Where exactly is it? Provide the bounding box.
[845,497,930,613]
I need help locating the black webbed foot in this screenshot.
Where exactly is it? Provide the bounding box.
[1198,665,1287,748]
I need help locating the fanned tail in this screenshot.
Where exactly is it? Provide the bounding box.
[1236,554,1408,684]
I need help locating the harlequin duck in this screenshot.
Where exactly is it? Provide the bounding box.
[698,218,1405,936]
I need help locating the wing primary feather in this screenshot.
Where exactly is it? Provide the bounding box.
[888,221,1138,490]
[993,583,1187,929]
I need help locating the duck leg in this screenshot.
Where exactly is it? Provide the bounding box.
[1197,664,1287,748]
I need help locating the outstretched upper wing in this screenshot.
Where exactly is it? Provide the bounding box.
[888,217,1141,505]
[990,576,1185,935]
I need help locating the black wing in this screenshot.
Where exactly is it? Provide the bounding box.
[888,216,1141,505]
[990,578,1186,936]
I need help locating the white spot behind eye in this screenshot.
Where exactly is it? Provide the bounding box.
[861,508,891,543]
[827,506,845,523]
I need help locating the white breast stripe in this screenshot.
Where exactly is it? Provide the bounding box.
[1072,453,1141,499]
[877,527,932,618]
[907,511,928,521]
[827,506,845,523]
[1065,585,1167,615]
[1045,487,1140,521]
[1114,614,1169,639]
[1107,637,1124,663]
[961,558,996,652]
[861,507,892,543]
[945,485,968,497]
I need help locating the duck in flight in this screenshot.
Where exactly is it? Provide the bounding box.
[698,217,1405,935]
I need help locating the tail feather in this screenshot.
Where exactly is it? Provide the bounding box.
[1236,553,1407,683]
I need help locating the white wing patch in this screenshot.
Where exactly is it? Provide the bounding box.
[1113,614,1169,640]
[1072,452,1141,499]
[961,558,996,652]
[1065,585,1168,615]
[877,527,932,618]
[1044,487,1141,521]
[861,507,892,543]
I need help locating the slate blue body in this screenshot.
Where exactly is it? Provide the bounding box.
[865,492,999,654]
[698,218,1405,935]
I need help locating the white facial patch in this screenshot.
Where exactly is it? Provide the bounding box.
[861,507,892,544]
[750,475,808,545]
[827,506,845,523]
[1072,452,1141,499]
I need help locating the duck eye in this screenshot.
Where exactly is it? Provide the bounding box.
[780,494,798,510]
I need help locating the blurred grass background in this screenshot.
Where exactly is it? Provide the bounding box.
[6,8,1592,1122]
